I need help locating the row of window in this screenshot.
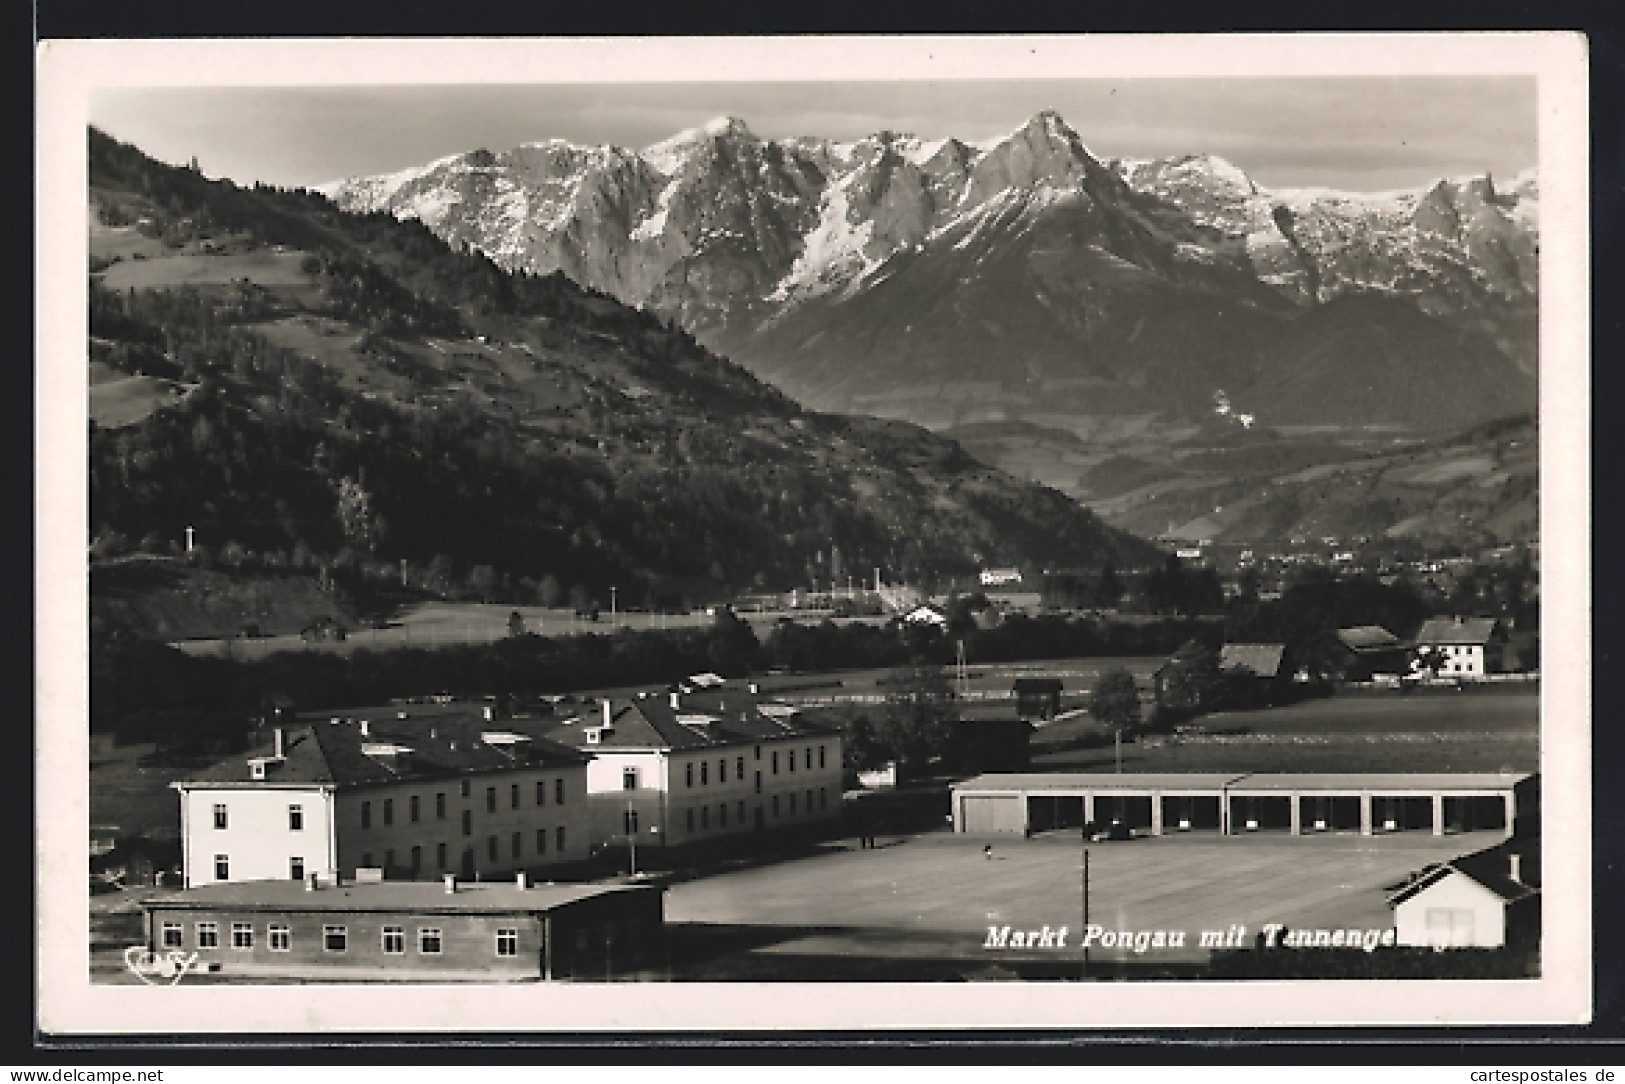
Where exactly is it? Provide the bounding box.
[161,921,519,957]
[671,745,828,791]
[677,788,829,834]
[356,827,568,872]
[210,779,570,833]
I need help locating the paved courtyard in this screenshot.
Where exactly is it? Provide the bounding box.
[666,830,1508,971]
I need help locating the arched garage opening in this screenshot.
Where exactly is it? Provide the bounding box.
[1160,795,1222,831]
[1228,795,1294,832]
[1298,795,1362,832]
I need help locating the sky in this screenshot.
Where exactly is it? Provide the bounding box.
[89,76,1538,194]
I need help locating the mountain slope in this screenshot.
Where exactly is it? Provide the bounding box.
[325,112,1537,433]
[88,127,1160,616]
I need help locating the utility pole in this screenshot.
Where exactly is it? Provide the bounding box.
[1115,729,1122,774]
[611,586,618,621]
[1081,842,1090,980]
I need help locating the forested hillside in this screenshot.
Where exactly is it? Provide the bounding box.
[88,128,1160,622]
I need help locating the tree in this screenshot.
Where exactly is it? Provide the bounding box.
[879,664,958,777]
[1090,667,1142,735]
[1158,639,1223,711]
[468,564,500,603]
[538,574,563,609]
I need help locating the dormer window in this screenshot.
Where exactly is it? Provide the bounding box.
[251,762,266,781]
[586,729,601,745]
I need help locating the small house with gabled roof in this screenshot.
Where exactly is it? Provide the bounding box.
[1413,616,1507,678]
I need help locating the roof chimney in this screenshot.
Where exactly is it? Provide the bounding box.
[273,727,285,759]
[359,719,371,738]
[602,699,613,727]
[1509,853,1522,884]
[443,872,457,894]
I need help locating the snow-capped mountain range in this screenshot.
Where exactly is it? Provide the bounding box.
[323,111,1537,430]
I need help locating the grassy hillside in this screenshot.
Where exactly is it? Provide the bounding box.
[87,128,1162,626]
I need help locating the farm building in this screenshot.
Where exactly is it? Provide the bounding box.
[1012,677,1063,721]
[139,875,664,981]
[1335,625,1408,681]
[951,771,1536,838]
[902,604,949,627]
[979,568,1024,587]
[1388,851,1538,949]
[1413,616,1508,678]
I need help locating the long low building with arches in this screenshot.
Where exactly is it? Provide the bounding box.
[951,771,1537,838]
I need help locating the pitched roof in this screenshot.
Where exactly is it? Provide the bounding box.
[1415,616,1500,645]
[1012,678,1063,694]
[545,692,839,753]
[1387,861,1538,907]
[1219,643,1287,676]
[141,878,654,915]
[1336,625,1401,651]
[176,718,588,789]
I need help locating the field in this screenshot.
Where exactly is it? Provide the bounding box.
[665,830,1503,979]
[1033,687,1539,775]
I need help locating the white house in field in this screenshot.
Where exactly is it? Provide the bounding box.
[544,690,844,858]
[1412,616,1506,678]
[1388,852,1538,948]
[171,716,591,888]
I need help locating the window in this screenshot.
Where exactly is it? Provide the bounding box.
[436,793,447,819]
[289,856,305,881]
[772,795,780,818]
[736,756,746,779]
[410,795,420,822]
[196,923,218,949]
[686,808,694,833]
[718,759,727,783]
[383,798,394,827]
[362,852,374,868]
[410,845,422,872]
[231,923,253,950]
[772,751,779,775]
[161,922,183,949]
[1425,908,1476,947]
[384,849,395,870]
[536,780,546,806]
[789,750,796,772]
[701,806,709,830]
[720,803,729,828]
[555,779,565,805]
[496,928,518,957]
[555,826,566,852]
[806,747,813,769]
[820,787,827,810]
[288,804,303,831]
[624,809,639,836]
[213,854,229,881]
[819,745,827,769]
[755,745,761,760]
[419,928,442,954]
[486,787,497,813]
[487,835,498,861]
[461,810,472,837]
[685,763,693,788]
[382,926,405,955]
[536,828,547,855]
[754,772,762,795]
[511,831,522,859]
[738,800,747,824]
[624,767,639,791]
[789,792,797,814]
[324,925,348,953]
[212,803,228,830]
[361,801,372,829]
[807,789,814,811]
[436,842,447,869]
[460,780,471,799]
[269,924,291,952]
[511,783,521,809]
